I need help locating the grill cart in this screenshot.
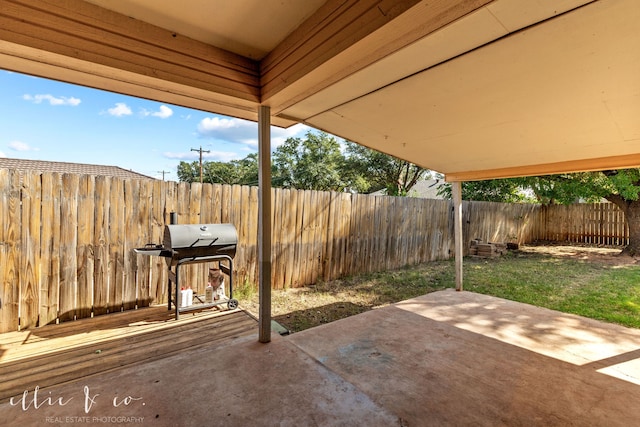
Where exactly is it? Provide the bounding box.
[135,223,239,319]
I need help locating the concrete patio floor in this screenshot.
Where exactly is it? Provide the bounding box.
[2,289,640,426]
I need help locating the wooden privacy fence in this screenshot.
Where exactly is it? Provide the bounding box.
[534,202,629,246]
[0,169,629,332]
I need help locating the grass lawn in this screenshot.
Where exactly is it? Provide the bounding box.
[237,245,640,332]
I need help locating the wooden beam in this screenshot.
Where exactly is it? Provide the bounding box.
[0,0,261,111]
[451,181,463,292]
[258,105,272,343]
[261,0,491,114]
[445,152,640,182]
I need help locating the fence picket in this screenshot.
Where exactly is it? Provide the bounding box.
[76,175,94,319]
[0,171,20,332]
[59,174,79,321]
[93,176,110,315]
[40,172,60,325]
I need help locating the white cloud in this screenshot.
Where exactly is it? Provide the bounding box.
[196,116,311,149]
[141,105,173,119]
[22,94,81,106]
[0,151,6,157]
[271,123,311,148]
[197,117,257,145]
[153,105,173,119]
[8,140,39,152]
[107,103,132,117]
[197,117,249,134]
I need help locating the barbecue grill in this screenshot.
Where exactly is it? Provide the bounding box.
[135,223,239,319]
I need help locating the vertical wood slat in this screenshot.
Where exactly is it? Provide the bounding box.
[122,180,138,310]
[337,192,352,278]
[39,172,59,325]
[290,189,304,287]
[59,174,79,322]
[269,188,279,289]
[230,184,244,290]
[93,176,110,316]
[149,179,166,305]
[76,175,94,319]
[136,180,153,307]
[108,178,125,313]
[175,182,191,292]
[300,190,312,286]
[309,190,321,283]
[19,172,40,329]
[159,180,177,304]
[280,189,297,289]
[198,182,214,294]
[246,186,258,290]
[0,171,20,332]
[349,194,363,274]
[317,190,330,281]
[323,191,337,282]
[187,182,205,295]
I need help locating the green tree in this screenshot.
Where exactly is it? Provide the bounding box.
[437,178,532,203]
[177,161,200,182]
[177,154,259,185]
[342,141,426,195]
[272,131,346,191]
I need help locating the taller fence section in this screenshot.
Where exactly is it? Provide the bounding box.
[463,201,541,246]
[535,203,629,246]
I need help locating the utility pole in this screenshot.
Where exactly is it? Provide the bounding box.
[191,146,210,183]
[157,170,171,181]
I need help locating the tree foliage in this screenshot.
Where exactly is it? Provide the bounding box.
[271,131,346,191]
[177,131,427,194]
[437,178,532,203]
[177,153,259,185]
[342,141,426,196]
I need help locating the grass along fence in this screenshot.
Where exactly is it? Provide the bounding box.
[0,169,627,331]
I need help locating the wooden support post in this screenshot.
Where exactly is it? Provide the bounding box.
[258,105,272,343]
[452,181,463,291]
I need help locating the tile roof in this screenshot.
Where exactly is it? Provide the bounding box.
[0,157,156,180]
[372,178,445,199]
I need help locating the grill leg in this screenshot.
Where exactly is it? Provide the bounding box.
[167,275,172,311]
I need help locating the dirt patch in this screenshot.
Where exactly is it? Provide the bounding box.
[521,243,639,266]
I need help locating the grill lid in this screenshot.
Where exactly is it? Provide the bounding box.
[135,223,237,264]
[163,223,237,251]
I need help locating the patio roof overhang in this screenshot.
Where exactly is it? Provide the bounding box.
[1,0,638,181]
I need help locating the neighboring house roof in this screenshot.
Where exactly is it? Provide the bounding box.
[0,157,155,180]
[372,178,445,199]
[406,179,445,199]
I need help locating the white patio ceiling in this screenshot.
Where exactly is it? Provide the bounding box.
[1,0,638,181]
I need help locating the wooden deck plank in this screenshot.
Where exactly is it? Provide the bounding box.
[0,306,256,402]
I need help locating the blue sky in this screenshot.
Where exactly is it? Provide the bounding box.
[0,70,311,180]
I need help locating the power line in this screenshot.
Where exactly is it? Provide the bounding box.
[157,170,171,181]
[191,146,210,183]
